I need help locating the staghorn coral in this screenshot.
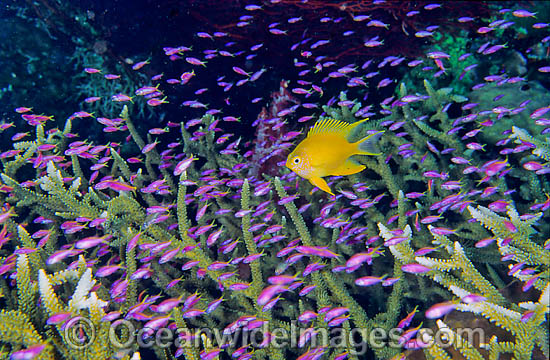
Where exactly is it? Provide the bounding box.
[1,80,549,359]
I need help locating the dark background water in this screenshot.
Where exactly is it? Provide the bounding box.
[0,0,505,144]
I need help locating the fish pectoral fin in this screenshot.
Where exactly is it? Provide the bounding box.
[332,158,365,176]
[309,176,334,196]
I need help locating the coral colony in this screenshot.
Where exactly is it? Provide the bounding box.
[1,1,549,360]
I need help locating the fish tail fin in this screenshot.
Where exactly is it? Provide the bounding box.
[355,131,384,155]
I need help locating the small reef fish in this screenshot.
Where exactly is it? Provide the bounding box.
[286,118,382,195]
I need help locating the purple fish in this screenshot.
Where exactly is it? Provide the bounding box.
[10,344,47,360]
[401,263,431,274]
[257,285,288,306]
[425,301,457,319]
[205,297,224,314]
[355,276,385,286]
[182,308,205,319]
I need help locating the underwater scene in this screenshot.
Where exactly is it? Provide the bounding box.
[0,0,549,359]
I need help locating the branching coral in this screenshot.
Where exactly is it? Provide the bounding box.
[1,87,548,360]
[382,202,549,360]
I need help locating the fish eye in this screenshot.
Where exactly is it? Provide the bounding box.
[293,157,301,164]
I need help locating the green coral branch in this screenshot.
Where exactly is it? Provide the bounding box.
[509,126,550,160]
[240,179,263,304]
[0,310,55,360]
[468,205,545,267]
[16,254,37,324]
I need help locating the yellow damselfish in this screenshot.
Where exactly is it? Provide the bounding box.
[286,118,383,195]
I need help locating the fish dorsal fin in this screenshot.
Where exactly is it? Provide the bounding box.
[307,118,367,139]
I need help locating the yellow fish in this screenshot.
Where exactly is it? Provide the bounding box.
[286,118,383,195]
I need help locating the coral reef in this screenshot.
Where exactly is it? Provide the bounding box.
[0,1,548,360]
